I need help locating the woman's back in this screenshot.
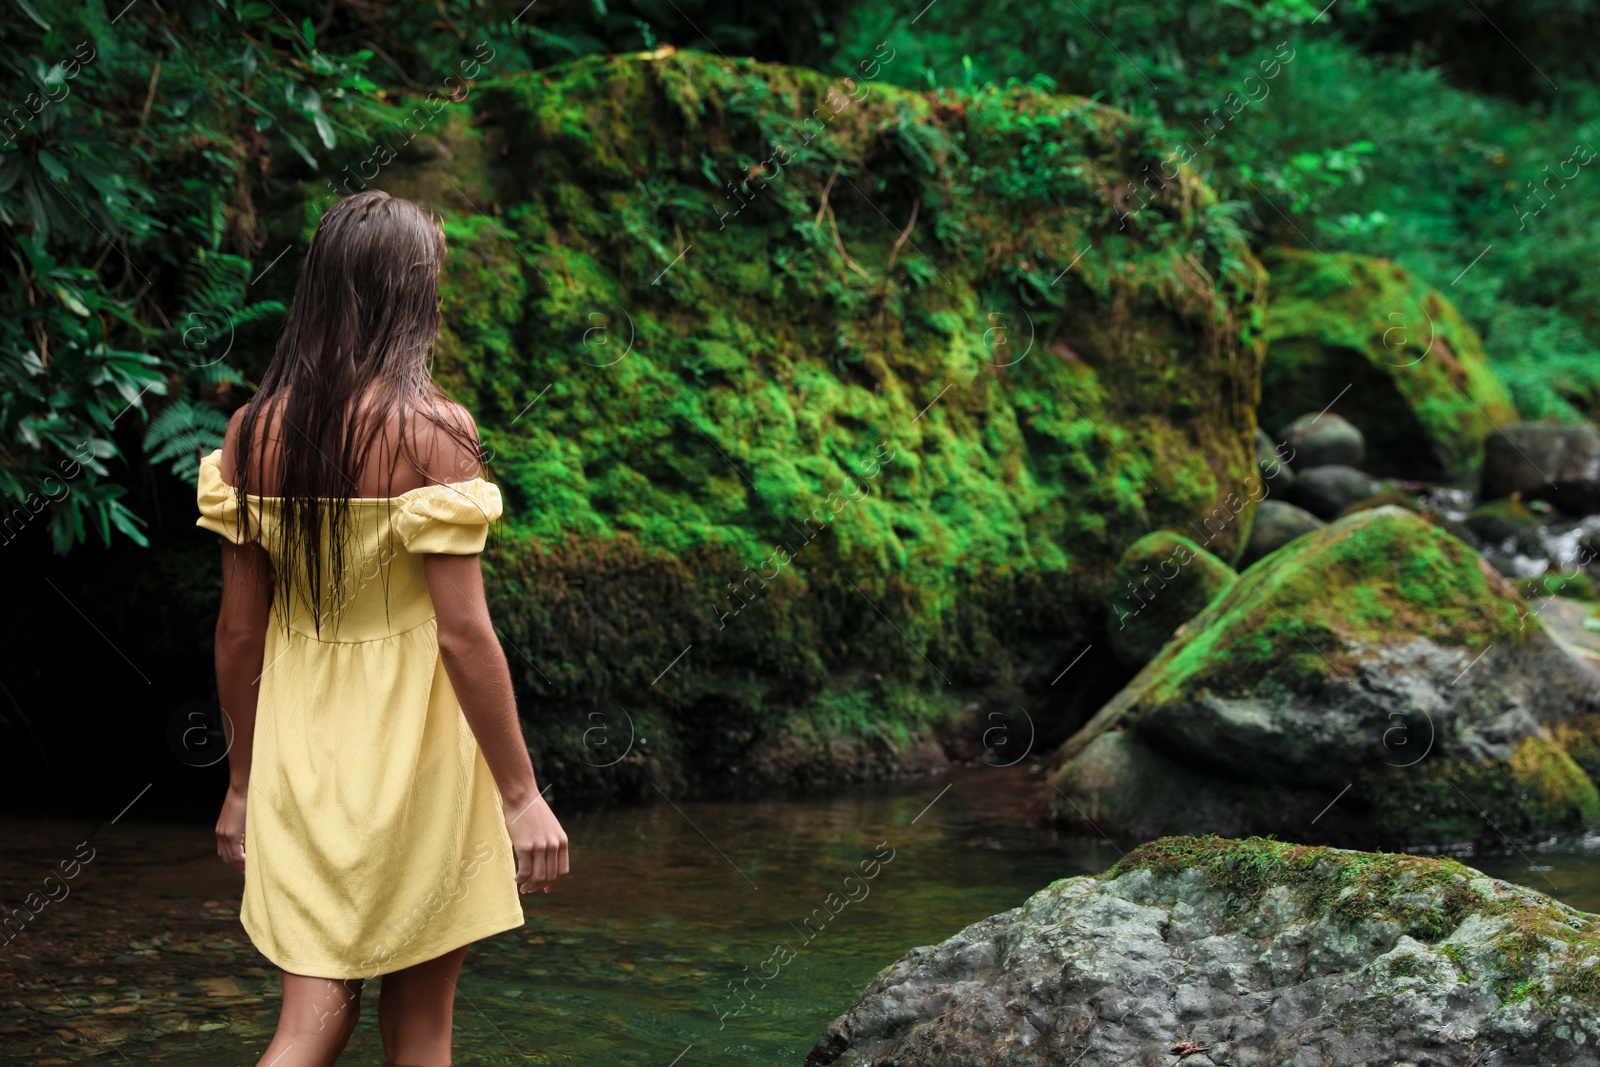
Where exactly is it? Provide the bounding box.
[206,390,495,640]
[197,443,500,642]
[221,387,482,499]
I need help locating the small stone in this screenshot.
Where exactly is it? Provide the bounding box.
[1242,501,1325,565]
[194,977,239,998]
[1288,465,1382,519]
[1280,412,1365,469]
[1465,499,1543,545]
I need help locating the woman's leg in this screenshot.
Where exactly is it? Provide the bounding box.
[377,944,470,1066]
[254,970,364,1067]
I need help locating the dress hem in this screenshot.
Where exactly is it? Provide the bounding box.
[241,907,527,981]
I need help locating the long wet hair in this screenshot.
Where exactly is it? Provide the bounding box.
[228,190,485,635]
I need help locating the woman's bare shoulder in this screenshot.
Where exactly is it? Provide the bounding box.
[214,391,482,495]
[402,397,484,488]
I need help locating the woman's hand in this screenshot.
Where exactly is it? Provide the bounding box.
[216,783,247,873]
[505,792,569,895]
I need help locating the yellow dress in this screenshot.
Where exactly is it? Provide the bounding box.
[195,448,525,980]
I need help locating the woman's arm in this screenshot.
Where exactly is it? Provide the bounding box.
[213,498,274,872]
[411,399,568,894]
[425,552,569,894]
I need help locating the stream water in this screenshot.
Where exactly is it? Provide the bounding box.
[5,765,1600,1066]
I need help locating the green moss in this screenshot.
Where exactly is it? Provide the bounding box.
[1520,572,1598,601]
[1386,953,1434,980]
[1466,499,1542,544]
[1440,942,1473,981]
[1107,835,1487,940]
[1106,531,1236,667]
[1107,834,1600,1013]
[1549,715,1600,786]
[1359,735,1600,844]
[275,50,1267,796]
[1261,249,1518,483]
[1136,507,1529,707]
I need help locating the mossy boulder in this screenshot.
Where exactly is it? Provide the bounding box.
[1261,248,1518,483]
[1105,532,1236,669]
[810,835,1600,1067]
[1048,507,1600,848]
[277,50,1267,802]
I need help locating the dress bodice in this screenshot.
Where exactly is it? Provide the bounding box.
[195,448,503,642]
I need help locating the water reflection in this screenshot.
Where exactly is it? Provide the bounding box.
[13,765,1600,1065]
[1448,834,1600,913]
[0,766,1117,1065]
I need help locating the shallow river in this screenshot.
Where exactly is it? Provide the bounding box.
[3,765,1600,1065]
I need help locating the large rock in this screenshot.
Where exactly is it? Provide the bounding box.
[1106,532,1236,669]
[1048,507,1600,848]
[1482,422,1600,515]
[298,51,1267,803]
[808,836,1600,1067]
[1261,248,1518,482]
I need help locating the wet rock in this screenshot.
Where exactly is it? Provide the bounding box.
[1482,423,1600,515]
[1288,464,1382,519]
[1241,500,1325,565]
[1048,507,1600,848]
[1467,498,1546,546]
[808,836,1600,1067]
[1280,412,1365,469]
[1105,532,1236,670]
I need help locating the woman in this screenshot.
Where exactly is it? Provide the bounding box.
[197,189,569,1067]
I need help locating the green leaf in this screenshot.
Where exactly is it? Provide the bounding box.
[12,0,51,30]
[311,111,335,149]
[54,287,91,317]
[281,129,317,167]
[107,499,150,546]
[36,150,69,183]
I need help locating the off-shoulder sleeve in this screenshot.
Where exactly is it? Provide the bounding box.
[195,448,257,544]
[395,480,503,555]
